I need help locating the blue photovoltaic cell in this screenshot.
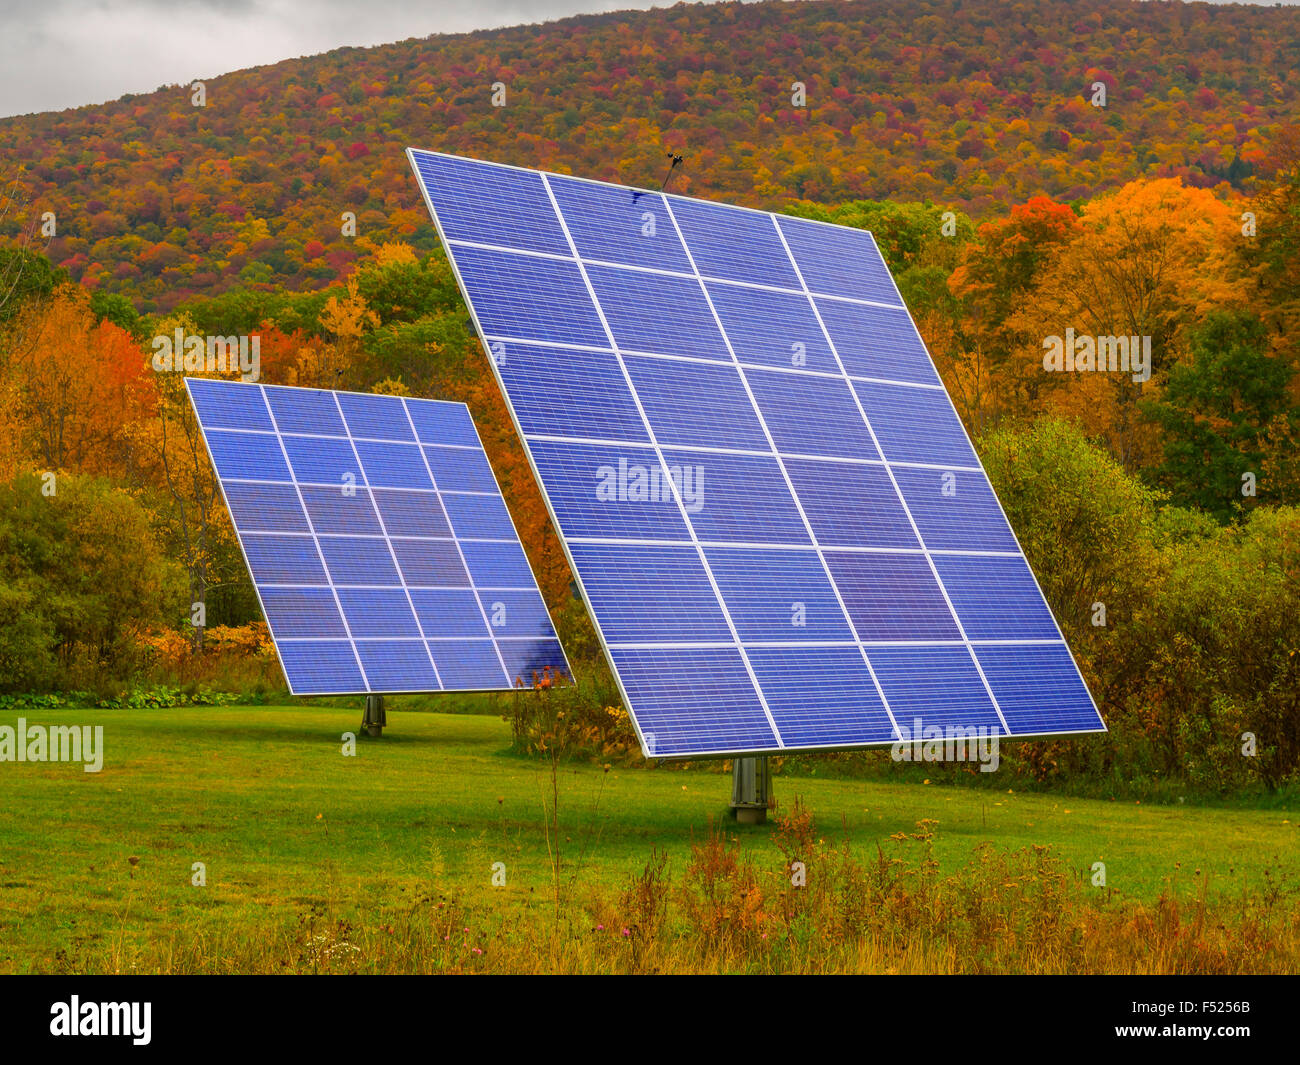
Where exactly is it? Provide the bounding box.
[337,588,422,640]
[483,590,558,638]
[460,541,539,588]
[496,343,649,443]
[258,587,347,639]
[499,638,570,686]
[744,646,896,747]
[409,151,570,257]
[430,640,509,689]
[190,383,275,431]
[223,483,309,533]
[854,380,980,468]
[204,430,291,482]
[745,370,881,461]
[441,493,517,540]
[974,644,1101,735]
[356,640,441,691]
[703,547,854,643]
[453,245,608,347]
[337,391,417,442]
[931,554,1060,641]
[623,356,770,452]
[265,385,346,436]
[373,489,451,538]
[549,177,693,273]
[187,379,569,695]
[608,647,778,757]
[281,435,361,486]
[411,590,490,637]
[866,646,1004,735]
[815,298,942,386]
[666,448,811,546]
[355,440,434,490]
[567,542,732,644]
[526,440,690,541]
[390,538,470,587]
[670,197,803,289]
[783,458,918,549]
[276,641,366,692]
[891,467,1019,553]
[776,216,902,306]
[423,446,499,493]
[318,536,402,587]
[705,282,839,373]
[408,150,1105,756]
[586,264,731,362]
[301,486,383,536]
[824,552,962,642]
[242,535,328,585]
[407,400,482,449]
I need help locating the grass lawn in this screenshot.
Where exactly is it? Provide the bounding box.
[0,704,1296,973]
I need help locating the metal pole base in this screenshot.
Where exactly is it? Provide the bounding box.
[362,694,386,738]
[730,755,770,824]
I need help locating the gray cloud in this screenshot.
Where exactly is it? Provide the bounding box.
[0,0,687,119]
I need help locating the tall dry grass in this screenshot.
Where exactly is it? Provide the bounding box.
[50,802,1300,975]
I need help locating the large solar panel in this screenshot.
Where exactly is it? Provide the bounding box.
[407,149,1106,757]
[186,379,569,695]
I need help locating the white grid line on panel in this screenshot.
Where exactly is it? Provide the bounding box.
[560,535,1021,558]
[539,169,788,750]
[517,436,982,469]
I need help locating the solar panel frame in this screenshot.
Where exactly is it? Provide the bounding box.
[187,378,571,696]
[408,148,1106,758]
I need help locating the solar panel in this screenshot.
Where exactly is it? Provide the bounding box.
[186,379,569,695]
[407,149,1106,757]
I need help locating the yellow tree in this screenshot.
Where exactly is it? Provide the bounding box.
[9,286,154,476]
[1007,178,1241,470]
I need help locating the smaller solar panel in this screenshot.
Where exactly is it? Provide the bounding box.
[187,379,570,695]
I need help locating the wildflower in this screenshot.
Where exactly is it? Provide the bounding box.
[596,924,604,931]
[621,928,630,937]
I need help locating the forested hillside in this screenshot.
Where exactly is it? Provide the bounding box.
[2,0,1299,309]
[2,0,1299,793]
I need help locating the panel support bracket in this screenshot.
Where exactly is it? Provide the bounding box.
[362,694,386,738]
[729,756,771,825]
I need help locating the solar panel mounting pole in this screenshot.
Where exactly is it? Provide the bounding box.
[362,694,386,738]
[730,756,770,825]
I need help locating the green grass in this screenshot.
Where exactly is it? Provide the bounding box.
[0,705,1296,973]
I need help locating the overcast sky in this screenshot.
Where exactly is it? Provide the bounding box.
[2,0,1296,120]
[0,0,693,119]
